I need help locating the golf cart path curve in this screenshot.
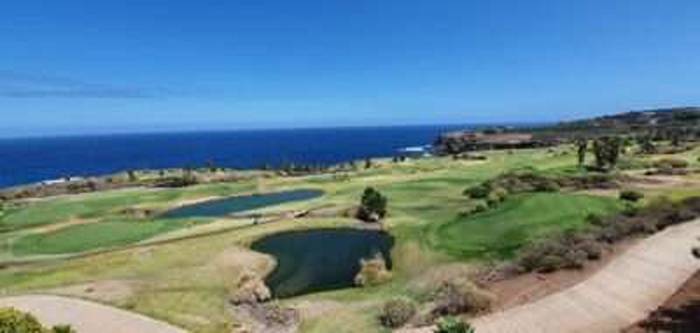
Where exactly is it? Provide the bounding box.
[0,294,186,333]
[399,219,700,333]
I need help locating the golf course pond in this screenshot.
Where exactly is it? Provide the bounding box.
[251,228,394,298]
[161,189,323,219]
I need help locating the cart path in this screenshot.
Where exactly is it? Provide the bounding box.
[399,219,700,333]
[0,294,187,333]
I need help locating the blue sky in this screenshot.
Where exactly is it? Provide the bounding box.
[2,0,699,137]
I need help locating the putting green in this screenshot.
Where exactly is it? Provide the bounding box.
[429,192,622,259]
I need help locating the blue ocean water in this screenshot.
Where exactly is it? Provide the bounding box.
[0,125,468,189]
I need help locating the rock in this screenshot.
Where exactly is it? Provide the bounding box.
[230,271,271,305]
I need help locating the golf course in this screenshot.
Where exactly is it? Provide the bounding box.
[0,141,699,333]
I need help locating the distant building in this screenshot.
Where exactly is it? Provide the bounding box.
[435,131,551,154]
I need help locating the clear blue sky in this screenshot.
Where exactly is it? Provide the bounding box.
[2,0,699,137]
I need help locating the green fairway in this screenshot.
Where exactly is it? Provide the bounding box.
[429,193,622,259]
[11,218,203,255]
[0,148,644,333]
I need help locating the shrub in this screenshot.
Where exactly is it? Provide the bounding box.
[472,202,489,213]
[51,325,77,333]
[354,253,392,287]
[486,193,501,207]
[491,187,508,201]
[534,179,560,192]
[516,231,596,272]
[0,308,45,333]
[432,277,493,316]
[435,316,475,333]
[653,158,689,169]
[379,297,416,328]
[464,185,490,199]
[357,187,388,222]
[585,213,605,227]
[229,271,271,305]
[619,190,644,202]
[459,201,490,217]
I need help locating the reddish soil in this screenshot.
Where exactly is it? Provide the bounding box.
[623,270,700,333]
[487,238,640,311]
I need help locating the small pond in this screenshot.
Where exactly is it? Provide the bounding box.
[251,229,394,298]
[161,189,323,219]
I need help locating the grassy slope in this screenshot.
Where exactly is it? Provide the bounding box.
[430,193,622,260]
[0,147,635,332]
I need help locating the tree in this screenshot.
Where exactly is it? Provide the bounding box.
[638,136,656,154]
[127,170,138,182]
[592,137,621,170]
[575,138,588,167]
[357,187,387,222]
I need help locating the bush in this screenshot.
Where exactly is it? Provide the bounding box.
[534,179,560,192]
[490,187,508,201]
[516,231,596,273]
[379,297,416,328]
[619,190,644,203]
[653,158,689,169]
[459,201,490,217]
[357,187,388,222]
[0,308,45,333]
[464,185,491,199]
[435,316,475,333]
[354,253,392,287]
[585,213,605,226]
[0,308,74,333]
[432,277,493,316]
[51,325,76,333]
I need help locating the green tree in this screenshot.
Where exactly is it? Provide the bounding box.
[592,137,621,170]
[575,138,588,167]
[357,187,387,222]
[127,170,138,182]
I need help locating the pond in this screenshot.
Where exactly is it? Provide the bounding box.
[161,189,323,219]
[251,229,394,298]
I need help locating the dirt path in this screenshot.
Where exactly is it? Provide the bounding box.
[399,219,700,333]
[0,295,186,333]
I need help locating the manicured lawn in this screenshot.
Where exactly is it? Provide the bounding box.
[11,219,200,255]
[0,148,640,333]
[0,182,255,231]
[429,193,622,259]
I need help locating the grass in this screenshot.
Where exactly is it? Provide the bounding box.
[12,218,206,255]
[0,146,673,333]
[429,193,622,260]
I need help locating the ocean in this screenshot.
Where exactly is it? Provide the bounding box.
[0,125,469,189]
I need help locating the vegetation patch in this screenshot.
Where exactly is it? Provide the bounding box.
[0,307,75,333]
[432,193,621,259]
[378,297,417,328]
[354,253,392,287]
[509,195,700,274]
[12,218,202,255]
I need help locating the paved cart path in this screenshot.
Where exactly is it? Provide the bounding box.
[399,219,700,333]
[0,294,187,333]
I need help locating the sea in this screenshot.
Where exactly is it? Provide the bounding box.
[0,125,475,189]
